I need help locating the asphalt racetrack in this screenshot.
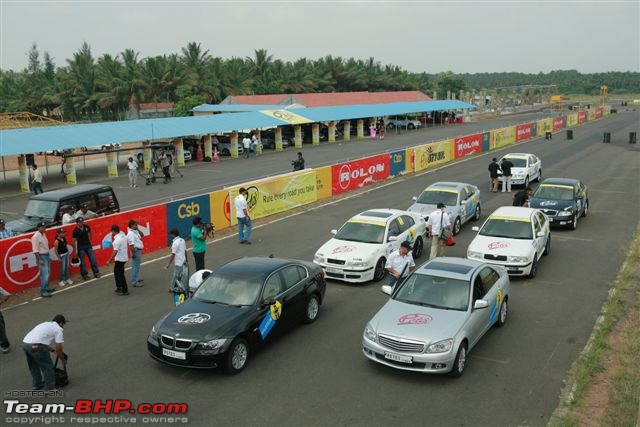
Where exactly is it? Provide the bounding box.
[1,109,639,426]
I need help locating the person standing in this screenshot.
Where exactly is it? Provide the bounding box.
[369,122,377,139]
[191,216,207,271]
[72,218,100,280]
[106,225,129,295]
[250,133,259,156]
[0,218,16,239]
[488,158,501,193]
[126,220,144,287]
[242,135,251,159]
[385,241,416,287]
[0,289,11,353]
[292,152,305,171]
[165,229,189,305]
[235,188,252,244]
[378,119,385,140]
[513,187,533,207]
[127,157,139,188]
[160,151,171,184]
[500,157,514,192]
[22,314,67,392]
[31,222,54,297]
[31,164,44,194]
[427,203,453,260]
[54,229,72,287]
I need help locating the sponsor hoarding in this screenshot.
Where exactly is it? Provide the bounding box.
[389,150,407,177]
[404,148,414,174]
[315,166,332,200]
[595,107,603,118]
[454,133,482,159]
[209,189,231,231]
[414,140,453,172]
[166,195,212,245]
[482,132,491,152]
[552,116,565,131]
[578,111,587,124]
[537,118,553,134]
[566,113,578,127]
[331,154,390,196]
[515,123,532,142]
[588,109,596,121]
[490,126,516,149]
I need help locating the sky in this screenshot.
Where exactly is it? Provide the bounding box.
[1,0,639,74]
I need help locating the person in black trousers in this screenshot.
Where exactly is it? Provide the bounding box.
[106,225,129,295]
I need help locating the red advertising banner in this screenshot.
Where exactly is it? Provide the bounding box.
[578,111,587,124]
[552,116,565,131]
[453,133,482,159]
[515,123,532,142]
[595,107,603,119]
[331,154,390,195]
[0,204,167,295]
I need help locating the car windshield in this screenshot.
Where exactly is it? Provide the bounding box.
[504,158,527,168]
[416,190,458,206]
[334,221,385,244]
[394,273,470,311]
[534,185,574,201]
[193,270,263,306]
[24,200,58,219]
[480,218,533,239]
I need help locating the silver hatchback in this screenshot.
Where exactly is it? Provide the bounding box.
[363,257,510,377]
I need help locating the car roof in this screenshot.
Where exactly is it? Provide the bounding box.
[488,206,537,220]
[219,257,301,275]
[352,209,406,222]
[425,181,470,191]
[502,153,533,158]
[29,184,114,201]
[415,257,483,280]
[540,177,579,186]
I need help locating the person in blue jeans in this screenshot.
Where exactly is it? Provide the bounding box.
[54,228,72,286]
[234,187,252,244]
[72,218,100,280]
[31,222,54,297]
[126,220,145,287]
[22,315,67,392]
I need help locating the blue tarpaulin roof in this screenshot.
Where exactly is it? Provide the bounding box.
[0,101,474,157]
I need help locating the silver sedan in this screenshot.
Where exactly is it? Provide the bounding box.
[362,257,510,377]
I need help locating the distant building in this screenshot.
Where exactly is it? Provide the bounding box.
[127,102,174,120]
[220,91,430,108]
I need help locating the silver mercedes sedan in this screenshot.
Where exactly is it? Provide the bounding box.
[362,257,510,377]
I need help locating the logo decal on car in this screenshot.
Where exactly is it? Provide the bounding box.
[332,245,356,253]
[488,241,510,250]
[398,313,432,325]
[177,313,211,325]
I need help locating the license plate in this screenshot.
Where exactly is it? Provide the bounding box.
[325,267,342,274]
[162,348,186,360]
[384,352,413,364]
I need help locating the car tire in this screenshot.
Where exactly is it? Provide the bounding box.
[453,217,462,235]
[302,294,320,324]
[472,204,481,222]
[571,213,578,230]
[528,255,538,278]
[225,337,249,375]
[412,237,423,259]
[449,341,468,378]
[408,123,415,129]
[543,236,550,256]
[524,176,529,189]
[373,258,386,282]
[222,148,230,156]
[496,298,508,327]
[581,200,589,217]
[387,123,395,129]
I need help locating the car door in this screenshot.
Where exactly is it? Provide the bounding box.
[278,265,309,324]
[467,271,490,345]
[575,182,586,214]
[459,187,474,223]
[255,272,286,342]
[385,218,402,256]
[470,267,501,345]
[532,213,546,258]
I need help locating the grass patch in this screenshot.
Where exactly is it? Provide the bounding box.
[550,224,640,426]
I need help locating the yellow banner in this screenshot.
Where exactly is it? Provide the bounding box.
[405,147,414,174]
[414,139,453,172]
[315,166,332,200]
[106,152,118,177]
[587,109,596,121]
[603,105,611,116]
[260,110,313,125]
[229,171,318,225]
[537,118,553,134]
[566,112,578,127]
[490,126,516,149]
[209,189,231,231]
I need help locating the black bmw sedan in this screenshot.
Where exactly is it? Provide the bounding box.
[148,257,326,374]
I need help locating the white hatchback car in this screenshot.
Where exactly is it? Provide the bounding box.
[313,209,427,283]
[498,153,542,188]
[466,207,550,278]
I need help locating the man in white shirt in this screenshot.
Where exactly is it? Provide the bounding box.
[165,228,189,305]
[61,206,76,225]
[242,135,251,159]
[106,225,129,295]
[250,133,259,156]
[127,157,139,188]
[31,222,54,297]
[234,187,252,244]
[385,241,416,287]
[427,203,452,260]
[75,204,97,220]
[31,164,44,194]
[22,314,67,391]
[126,219,144,287]
[188,269,212,295]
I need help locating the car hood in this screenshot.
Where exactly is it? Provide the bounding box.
[316,238,381,261]
[157,299,255,341]
[529,197,573,210]
[370,299,467,343]
[5,217,43,233]
[408,203,457,219]
[468,234,535,256]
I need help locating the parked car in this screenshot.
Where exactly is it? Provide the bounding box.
[313,209,427,283]
[407,182,482,235]
[260,130,292,149]
[362,257,510,376]
[213,135,243,156]
[147,257,326,373]
[387,116,421,130]
[498,153,542,188]
[467,206,550,278]
[529,178,589,229]
[6,184,120,233]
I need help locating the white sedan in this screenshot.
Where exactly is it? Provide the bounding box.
[466,206,550,278]
[498,153,542,188]
[313,209,427,283]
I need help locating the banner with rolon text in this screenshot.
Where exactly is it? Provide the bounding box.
[552,116,565,131]
[0,205,167,295]
[595,107,603,119]
[515,123,532,142]
[414,140,453,172]
[578,111,587,124]
[454,133,482,159]
[331,153,390,196]
[490,126,516,149]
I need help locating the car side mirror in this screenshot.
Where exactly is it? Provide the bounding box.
[381,285,393,296]
[262,298,276,307]
[473,300,489,310]
[388,235,397,242]
[330,229,337,235]
[412,196,418,201]
[537,231,546,237]
[472,226,480,232]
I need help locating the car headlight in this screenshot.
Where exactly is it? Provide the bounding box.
[313,253,324,263]
[467,250,483,260]
[150,323,158,338]
[507,255,529,263]
[196,338,228,352]
[351,261,369,268]
[426,339,453,353]
[558,208,573,217]
[364,323,378,343]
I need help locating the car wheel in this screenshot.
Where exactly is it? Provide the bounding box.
[449,341,468,378]
[222,148,230,156]
[412,237,423,259]
[225,337,249,375]
[373,258,386,282]
[528,255,538,278]
[581,200,589,217]
[472,204,481,221]
[496,298,508,327]
[387,123,395,129]
[453,217,462,235]
[543,236,550,256]
[408,123,415,129]
[524,176,529,188]
[571,213,578,230]
[303,294,320,324]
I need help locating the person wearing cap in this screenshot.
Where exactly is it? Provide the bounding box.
[0,218,16,239]
[126,219,145,287]
[106,225,129,295]
[488,158,501,193]
[75,204,97,220]
[31,222,54,297]
[54,228,72,287]
[61,206,76,225]
[72,217,100,280]
[427,202,453,260]
[22,314,67,392]
[385,241,416,287]
[165,228,189,305]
